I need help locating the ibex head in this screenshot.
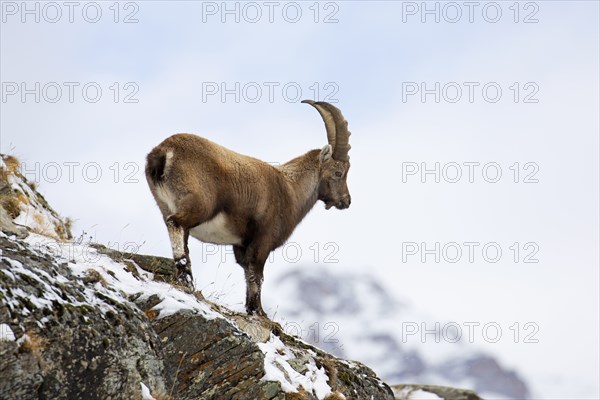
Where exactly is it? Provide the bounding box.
[303,100,352,210]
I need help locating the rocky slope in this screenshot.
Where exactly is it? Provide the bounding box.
[0,154,481,400]
[1,231,397,399]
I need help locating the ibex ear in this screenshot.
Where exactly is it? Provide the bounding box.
[320,145,332,163]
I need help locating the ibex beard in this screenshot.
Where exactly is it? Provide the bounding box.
[145,100,351,317]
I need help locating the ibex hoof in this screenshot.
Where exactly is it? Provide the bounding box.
[176,269,194,290]
[174,257,194,290]
[247,307,267,318]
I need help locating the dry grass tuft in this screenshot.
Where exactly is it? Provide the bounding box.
[33,212,45,227]
[21,332,46,359]
[285,389,310,400]
[0,196,21,218]
[55,219,73,241]
[2,155,20,174]
[324,392,347,400]
[320,357,338,388]
[64,217,73,236]
[152,392,174,400]
[82,269,107,287]
[15,192,29,205]
[0,155,19,184]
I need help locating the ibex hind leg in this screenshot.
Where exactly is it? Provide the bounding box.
[168,192,212,228]
[166,193,212,290]
[166,217,194,290]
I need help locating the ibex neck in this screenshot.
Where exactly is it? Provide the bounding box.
[279,149,321,222]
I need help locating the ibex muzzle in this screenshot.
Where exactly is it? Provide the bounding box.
[145,100,352,317]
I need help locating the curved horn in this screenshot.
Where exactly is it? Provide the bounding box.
[302,99,337,149]
[302,100,350,161]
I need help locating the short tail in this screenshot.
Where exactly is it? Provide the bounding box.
[146,150,167,184]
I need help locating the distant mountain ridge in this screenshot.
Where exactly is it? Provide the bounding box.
[266,267,530,399]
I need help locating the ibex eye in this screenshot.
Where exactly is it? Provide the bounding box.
[335,171,343,178]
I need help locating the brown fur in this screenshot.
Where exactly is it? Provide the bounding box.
[145,102,351,316]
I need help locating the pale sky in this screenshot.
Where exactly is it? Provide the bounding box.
[1,1,599,398]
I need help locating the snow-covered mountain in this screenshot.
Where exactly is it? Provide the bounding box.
[265,267,530,399]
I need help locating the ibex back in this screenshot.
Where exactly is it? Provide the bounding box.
[145,100,351,317]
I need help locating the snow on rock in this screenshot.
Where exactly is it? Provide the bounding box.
[0,240,97,319]
[394,387,443,400]
[0,154,71,241]
[409,390,442,400]
[0,232,170,399]
[22,233,220,321]
[0,230,219,326]
[259,333,332,399]
[140,383,156,400]
[2,227,397,399]
[391,384,483,400]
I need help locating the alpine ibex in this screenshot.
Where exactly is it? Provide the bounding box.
[145,100,351,316]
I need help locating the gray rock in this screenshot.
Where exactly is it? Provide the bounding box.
[0,235,169,400]
[0,234,396,400]
[0,154,71,241]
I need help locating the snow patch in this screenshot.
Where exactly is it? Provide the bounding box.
[4,164,67,240]
[21,233,221,321]
[0,232,221,329]
[258,334,332,399]
[394,387,442,400]
[140,382,155,400]
[0,256,88,318]
[408,390,442,400]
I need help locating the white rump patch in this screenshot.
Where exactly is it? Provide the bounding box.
[164,149,174,169]
[154,150,176,213]
[190,212,241,245]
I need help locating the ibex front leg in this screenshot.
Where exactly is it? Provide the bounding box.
[166,217,194,290]
[244,263,266,317]
[234,245,267,317]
